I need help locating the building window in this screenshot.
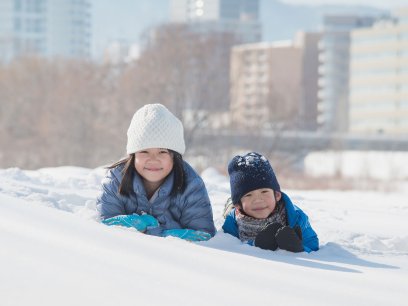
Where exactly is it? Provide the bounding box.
[14,18,21,31]
[14,0,22,12]
[25,0,44,13]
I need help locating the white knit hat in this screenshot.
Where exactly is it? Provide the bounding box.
[126,104,185,155]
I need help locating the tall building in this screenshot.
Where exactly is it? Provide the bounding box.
[170,0,261,43]
[296,31,322,131]
[230,40,302,129]
[318,15,377,132]
[0,0,91,62]
[230,32,321,130]
[349,8,408,135]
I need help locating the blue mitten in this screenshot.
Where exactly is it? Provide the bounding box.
[102,214,159,232]
[162,229,211,242]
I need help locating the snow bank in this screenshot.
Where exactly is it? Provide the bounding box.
[304,150,408,181]
[1,165,408,306]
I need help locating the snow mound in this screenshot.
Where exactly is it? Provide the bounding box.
[1,166,408,306]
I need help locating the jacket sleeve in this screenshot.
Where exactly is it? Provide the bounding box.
[292,207,319,252]
[96,169,126,220]
[299,214,319,252]
[178,177,216,237]
[222,209,239,239]
[283,193,319,252]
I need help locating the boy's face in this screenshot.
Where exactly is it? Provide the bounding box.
[240,188,281,219]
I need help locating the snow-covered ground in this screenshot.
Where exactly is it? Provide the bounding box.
[1,165,407,306]
[305,150,408,181]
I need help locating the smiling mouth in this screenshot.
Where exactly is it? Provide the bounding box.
[145,167,162,171]
[252,207,267,211]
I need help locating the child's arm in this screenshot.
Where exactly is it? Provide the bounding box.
[283,193,319,252]
[222,209,239,239]
[290,206,319,252]
[178,178,216,237]
[96,169,126,220]
[296,214,319,252]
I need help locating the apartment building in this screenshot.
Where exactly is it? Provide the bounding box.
[0,0,91,61]
[349,8,408,135]
[318,15,377,132]
[230,32,320,130]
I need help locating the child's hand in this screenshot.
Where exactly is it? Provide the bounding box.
[162,229,211,242]
[255,222,283,250]
[102,214,159,232]
[275,225,303,253]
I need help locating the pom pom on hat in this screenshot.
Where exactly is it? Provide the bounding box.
[228,152,280,204]
[126,104,185,155]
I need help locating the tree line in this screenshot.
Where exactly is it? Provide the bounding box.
[0,24,237,169]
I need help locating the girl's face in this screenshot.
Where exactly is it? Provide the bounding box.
[240,188,281,219]
[134,148,174,185]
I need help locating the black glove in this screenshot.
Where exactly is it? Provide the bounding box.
[254,222,283,251]
[275,225,304,253]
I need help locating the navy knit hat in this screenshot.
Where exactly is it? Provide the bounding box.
[228,152,280,204]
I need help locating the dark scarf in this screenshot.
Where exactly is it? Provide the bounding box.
[236,201,287,242]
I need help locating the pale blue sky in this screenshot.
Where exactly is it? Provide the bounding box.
[282,0,406,10]
[91,0,406,59]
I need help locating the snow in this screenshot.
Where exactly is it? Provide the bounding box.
[1,165,408,306]
[304,151,408,181]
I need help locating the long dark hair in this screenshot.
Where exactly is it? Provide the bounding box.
[107,150,186,197]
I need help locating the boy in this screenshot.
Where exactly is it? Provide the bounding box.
[222,152,319,252]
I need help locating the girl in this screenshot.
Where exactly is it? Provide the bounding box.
[222,152,319,252]
[97,103,216,241]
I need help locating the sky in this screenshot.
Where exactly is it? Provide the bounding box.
[91,0,406,59]
[91,0,168,58]
[1,154,408,305]
[282,0,407,9]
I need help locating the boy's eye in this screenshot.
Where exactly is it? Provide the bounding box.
[261,190,270,193]
[244,193,252,197]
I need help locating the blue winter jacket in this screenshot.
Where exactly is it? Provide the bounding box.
[97,161,216,237]
[222,193,319,252]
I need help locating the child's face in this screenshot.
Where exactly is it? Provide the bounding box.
[134,148,174,185]
[240,188,281,219]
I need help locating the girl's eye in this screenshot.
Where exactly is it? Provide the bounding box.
[160,150,169,154]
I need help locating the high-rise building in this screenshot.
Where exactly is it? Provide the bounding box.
[318,15,377,132]
[0,0,91,62]
[296,31,322,131]
[170,0,261,43]
[349,8,408,135]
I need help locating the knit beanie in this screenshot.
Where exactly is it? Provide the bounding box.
[228,152,280,204]
[126,104,185,155]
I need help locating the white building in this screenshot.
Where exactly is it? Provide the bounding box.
[349,8,408,135]
[170,0,261,43]
[318,15,377,132]
[0,0,91,62]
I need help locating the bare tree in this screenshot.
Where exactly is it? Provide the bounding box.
[127,24,239,147]
[0,57,126,168]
